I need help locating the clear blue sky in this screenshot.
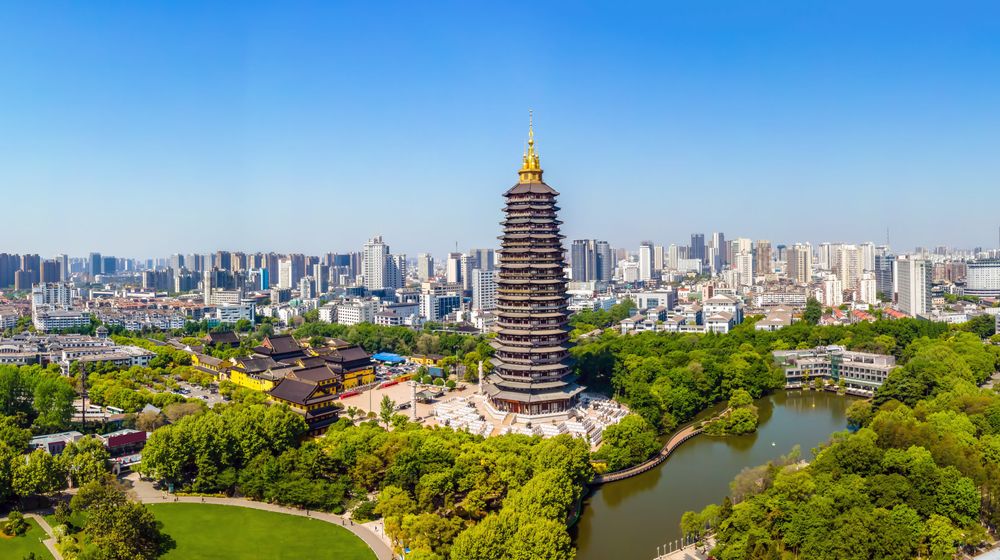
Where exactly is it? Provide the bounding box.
[3,1,999,259]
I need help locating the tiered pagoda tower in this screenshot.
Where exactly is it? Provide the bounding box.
[483,117,584,416]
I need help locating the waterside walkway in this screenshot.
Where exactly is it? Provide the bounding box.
[592,410,728,485]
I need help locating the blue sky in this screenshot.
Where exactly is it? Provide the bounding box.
[2,1,999,258]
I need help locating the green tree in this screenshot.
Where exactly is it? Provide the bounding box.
[845,400,874,428]
[12,449,66,497]
[593,414,660,471]
[803,297,822,325]
[380,395,396,429]
[59,436,111,487]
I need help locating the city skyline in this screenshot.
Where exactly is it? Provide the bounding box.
[4,2,1000,256]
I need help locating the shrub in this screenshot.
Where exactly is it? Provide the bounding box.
[353,498,379,522]
[3,511,29,536]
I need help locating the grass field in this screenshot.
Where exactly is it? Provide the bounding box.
[149,503,376,560]
[0,518,54,559]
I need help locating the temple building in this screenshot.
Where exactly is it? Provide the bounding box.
[483,118,585,417]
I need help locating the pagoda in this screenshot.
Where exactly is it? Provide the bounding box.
[483,116,585,416]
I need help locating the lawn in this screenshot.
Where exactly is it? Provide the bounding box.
[0,518,54,559]
[148,503,376,560]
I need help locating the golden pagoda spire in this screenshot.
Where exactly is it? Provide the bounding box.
[518,110,543,183]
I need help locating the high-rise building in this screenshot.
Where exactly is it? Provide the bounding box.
[787,243,813,284]
[874,253,896,301]
[40,259,61,284]
[459,254,475,292]
[897,257,931,317]
[472,269,497,311]
[965,259,1000,297]
[595,241,613,281]
[57,254,69,282]
[278,258,294,289]
[0,254,18,288]
[754,240,772,277]
[571,240,597,282]
[363,236,390,290]
[711,232,727,266]
[733,252,754,287]
[667,244,679,271]
[653,245,664,273]
[470,248,496,271]
[638,241,654,282]
[834,244,862,289]
[416,253,434,282]
[858,271,878,304]
[445,252,462,285]
[484,121,583,416]
[89,252,102,277]
[20,254,41,285]
[387,254,407,290]
[313,263,330,294]
[215,251,232,271]
[101,256,117,276]
[690,234,706,264]
[860,242,876,272]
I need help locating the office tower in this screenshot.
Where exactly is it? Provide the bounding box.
[711,232,727,266]
[278,258,294,289]
[101,256,117,275]
[787,243,813,284]
[775,244,787,263]
[571,240,597,282]
[754,240,772,277]
[445,252,462,285]
[595,241,613,281]
[484,121,583,415]
[638,241,654,281]
[258,268,270,291]
[706,246,719,274]
[690,233,706,264]
[89,252,102,277]
[874,254,896,301]
[472,269,497,311]
[897,257,931,317]
[417,253,434,282]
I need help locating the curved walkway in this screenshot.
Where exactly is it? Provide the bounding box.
[124,474,393,560]
[0,512,62,560]
[592,410,729,485]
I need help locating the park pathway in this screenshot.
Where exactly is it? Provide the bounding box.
[1,512,63,560]
[124,474,394,560]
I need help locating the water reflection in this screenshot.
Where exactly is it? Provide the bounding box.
[573,391,855,560]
